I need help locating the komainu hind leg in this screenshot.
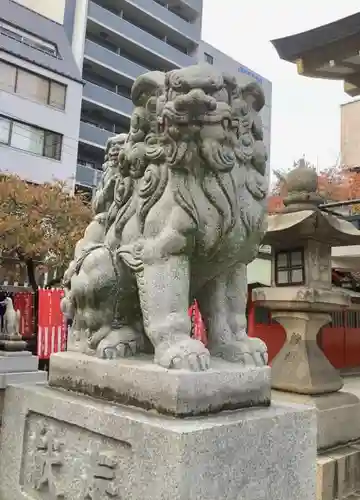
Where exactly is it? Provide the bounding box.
[137,255,210,371]
[197,264,267,367]
[95,324,145,359]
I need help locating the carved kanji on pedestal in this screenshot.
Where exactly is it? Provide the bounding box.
[84,450,121,499]
[32,426,65,499]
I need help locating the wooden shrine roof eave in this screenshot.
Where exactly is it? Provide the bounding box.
[271,12,360,63]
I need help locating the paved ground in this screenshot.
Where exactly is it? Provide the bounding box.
[342,375,360,398]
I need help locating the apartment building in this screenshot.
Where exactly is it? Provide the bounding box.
[58,0,271,196]
[0,0,83,186]
[7,0,272,196]
[58,0,202,195]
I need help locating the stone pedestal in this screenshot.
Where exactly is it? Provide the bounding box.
[0,383,317,500]
[273,390,360,451]
[271,311,344,394]
[49,352,271,416]
[273,390,360,499]
[317,442,360,500]
[0,351,47,424]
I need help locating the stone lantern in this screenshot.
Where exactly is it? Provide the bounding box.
[253,161,360,396]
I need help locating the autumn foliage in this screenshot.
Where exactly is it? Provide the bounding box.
[269,160,360,214]
[0,174,92,288]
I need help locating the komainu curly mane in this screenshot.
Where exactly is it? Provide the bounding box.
[63,64,268,372]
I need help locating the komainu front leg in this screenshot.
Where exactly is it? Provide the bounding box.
[198,264,267,367]
[138,255,210,371]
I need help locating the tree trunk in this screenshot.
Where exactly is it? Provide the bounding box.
[25,258,38,293]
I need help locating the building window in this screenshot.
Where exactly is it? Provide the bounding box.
[0,60,66,110]
[254,306,270,325]
[17,69,50,105]
[275,248,305,286]
[204,52,214,65]
[0,117,11,144]
[12,122,45,155]
[0,116,62,160]
[0,20,59,58]
[48,81,66,109]
[0,60,16,92]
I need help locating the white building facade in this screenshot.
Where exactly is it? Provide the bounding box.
[0,0,83,187]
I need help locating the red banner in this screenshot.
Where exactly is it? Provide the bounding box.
[13,291,34,338]
[37,288,67,360]
[188,300,208,346]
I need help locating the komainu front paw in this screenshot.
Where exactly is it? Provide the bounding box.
[96,327,143,360]
[155,338,210,372]
[210,337,268,367]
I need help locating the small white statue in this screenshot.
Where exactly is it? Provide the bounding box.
[2,297,21,337]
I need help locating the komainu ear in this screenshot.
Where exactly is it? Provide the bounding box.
[241,81,265,112]
[131,71,165,107]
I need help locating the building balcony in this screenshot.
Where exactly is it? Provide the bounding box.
[124,0,200,41]
[153,0,202,20]
[84,39,149,80]
[79,121,115,149]
[83,80,133,118]
[87,1,194,69]
[180,0,203,15]
[76,163,102,188]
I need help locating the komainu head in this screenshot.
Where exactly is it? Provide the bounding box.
[154,64,268,181]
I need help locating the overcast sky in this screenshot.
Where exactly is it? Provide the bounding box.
[201,0,360,174]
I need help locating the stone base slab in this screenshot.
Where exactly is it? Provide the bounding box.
[0,351,39,373]
[49,351,271,417]
[0,352,47,425]
[0,370,47,389]
[273,390,360,451]
[317,442,360,499]
[0,371,46,426]
[0,340,27,351]
[0,384,316,500]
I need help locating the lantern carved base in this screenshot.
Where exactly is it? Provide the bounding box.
[271,311,344,395]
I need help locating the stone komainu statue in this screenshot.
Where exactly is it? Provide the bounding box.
[62,65,268,371]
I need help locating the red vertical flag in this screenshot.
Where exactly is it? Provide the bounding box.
[38,288,67,359]
[188,300,208,346]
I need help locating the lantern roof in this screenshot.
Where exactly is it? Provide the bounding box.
[263,209,360,248]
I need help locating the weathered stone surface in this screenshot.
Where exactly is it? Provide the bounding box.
[317,455,336,500]
[0,350,47,390]
[1,297,21,337]
[270,311,343,394]
[0,384,316,500]
[273,390,360,451]
[254,162,360,403]
[0,351,47,425]
[317,443,360,499]
[49,351,271,417]
[0,339,27,351]
[0,370,46,389]
[0,351,39,373]
[61,64,269,377]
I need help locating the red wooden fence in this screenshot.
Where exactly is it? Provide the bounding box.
[13,291,34,338]
[248,298,360,370]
